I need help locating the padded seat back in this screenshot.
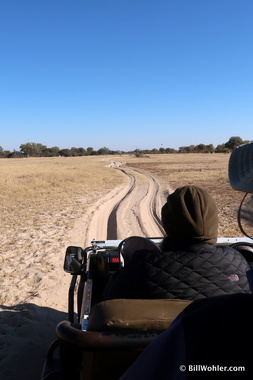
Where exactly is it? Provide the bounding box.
[87,298,191,332]
[57,298,191,380]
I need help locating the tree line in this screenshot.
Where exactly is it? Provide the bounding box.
[0,136,251,158]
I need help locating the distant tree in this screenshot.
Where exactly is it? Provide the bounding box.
[97,147,110,155]
[59,148,72,157]
[206,144,214,153]
[7,150,23,158]
[225,136,244,151]
[179,144,213,153]
[109,149,120,155]
[165,147,177,153]
[19,143,31,156]
[215,144,230,153]
[20,142,47,157]
[182,145,195,153]
[0,149,11,158]
[150,148,160,154]
[196,144,206,152]
[134,149,144,157]
[43,146,60,157]
[70,147,79,156]
[115,150,123,155]
[50,146,60,156]
[86,147,96,155]
[77,147,87,156]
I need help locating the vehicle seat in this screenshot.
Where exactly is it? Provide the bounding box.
[87,298,190,331]
[56,298,191,380]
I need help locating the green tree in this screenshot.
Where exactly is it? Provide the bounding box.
[97,147,110,155]
[225,136,244,151]
[196,144,206,152]
[86,147,95,155]
[20,142,47,157]
[215,144,230,153]
[70,147,79,156]
[77,147,87,156]
[150,148,159,154]
[44,146,60,156]
[165,147,177,153]
[206,144,214,153]
[59,148,72,157]
[8,150,23,158]
[51,146,60,156]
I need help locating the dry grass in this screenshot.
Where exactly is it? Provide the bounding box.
[0,156,124,249]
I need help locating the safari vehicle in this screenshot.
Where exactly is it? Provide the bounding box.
[42,142,253,380]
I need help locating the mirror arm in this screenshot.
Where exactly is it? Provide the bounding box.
[68,275,77,323]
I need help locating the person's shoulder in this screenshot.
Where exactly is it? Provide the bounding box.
[132,248,166,260]
[214,244,244,256]
[212,244,250,267]
[126,249,173,269]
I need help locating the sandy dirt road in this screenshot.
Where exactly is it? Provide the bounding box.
[0,161,166,380]
[84,162,165,243]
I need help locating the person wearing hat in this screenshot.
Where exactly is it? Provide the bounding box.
[101,185,250,301]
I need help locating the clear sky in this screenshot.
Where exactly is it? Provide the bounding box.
[1,0,252,152]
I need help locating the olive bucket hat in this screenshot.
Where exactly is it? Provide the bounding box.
[161,185,218,245]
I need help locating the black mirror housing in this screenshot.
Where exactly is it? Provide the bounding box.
[64,246,85,274]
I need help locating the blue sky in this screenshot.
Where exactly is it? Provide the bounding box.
[0,0,252,152]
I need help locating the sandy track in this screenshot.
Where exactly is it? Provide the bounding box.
[115,167,164,238]
[84,163,164,243]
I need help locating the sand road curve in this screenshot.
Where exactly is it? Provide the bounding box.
[84,162,165,245]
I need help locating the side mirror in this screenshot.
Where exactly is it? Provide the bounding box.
[64,246,85,274]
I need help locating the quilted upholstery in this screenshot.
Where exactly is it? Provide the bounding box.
[102,243,250,301]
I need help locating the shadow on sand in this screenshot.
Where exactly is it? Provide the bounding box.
[0,302,68,380]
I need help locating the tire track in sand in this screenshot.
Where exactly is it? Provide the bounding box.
[107,166,164,239]
[84,163,164,244]
[107,169,136,239]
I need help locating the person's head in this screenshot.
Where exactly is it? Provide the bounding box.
[161,185,218,245]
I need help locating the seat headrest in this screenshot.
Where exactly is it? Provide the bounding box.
[118,236,161,266]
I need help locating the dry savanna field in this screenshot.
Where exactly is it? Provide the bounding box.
[0,153,242,306]
[0,153,245,379]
